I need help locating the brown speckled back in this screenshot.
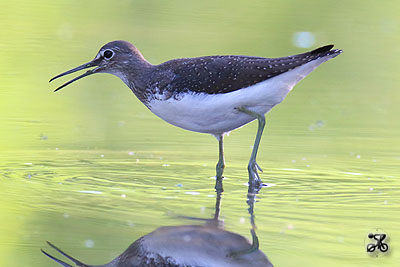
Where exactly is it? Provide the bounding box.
[149,45,340,96]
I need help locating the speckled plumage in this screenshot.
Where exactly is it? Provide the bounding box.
[80,41,340,107]
[148,45,338,99]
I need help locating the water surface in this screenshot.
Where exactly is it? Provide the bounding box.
[1,0,399,266]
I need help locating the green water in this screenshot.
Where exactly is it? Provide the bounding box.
[1,0,399,266]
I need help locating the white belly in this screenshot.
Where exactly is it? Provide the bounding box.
[149,91,274,135]
[148,57,330,135]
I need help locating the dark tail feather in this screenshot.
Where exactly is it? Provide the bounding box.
[310,44,343,57]
[42,241,89,267]
[310,44,334,54]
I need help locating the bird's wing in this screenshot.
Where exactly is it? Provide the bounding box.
[154,45,340,95]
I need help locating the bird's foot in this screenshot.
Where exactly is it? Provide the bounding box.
[248,161,265,192]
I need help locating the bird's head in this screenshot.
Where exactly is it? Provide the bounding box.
[50,40,151,92]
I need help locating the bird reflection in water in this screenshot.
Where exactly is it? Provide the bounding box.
[42,186,273,267]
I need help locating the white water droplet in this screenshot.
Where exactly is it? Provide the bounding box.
[85,240,94,248]
[185,191,200,195]
[78,190,102,194]
[183,235,192,242]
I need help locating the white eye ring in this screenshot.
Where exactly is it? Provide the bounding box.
[103,49,114,60]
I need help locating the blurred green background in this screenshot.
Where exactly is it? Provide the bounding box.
[0,0,399,266]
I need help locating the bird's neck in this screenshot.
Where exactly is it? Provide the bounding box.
[114,59,154,103]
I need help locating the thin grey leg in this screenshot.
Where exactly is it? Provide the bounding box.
[237,107,266,190]
[215,134,225,192]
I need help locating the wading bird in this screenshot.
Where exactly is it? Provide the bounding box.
[51,42,341,190]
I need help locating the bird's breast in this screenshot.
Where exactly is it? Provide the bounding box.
[147,84,279,135]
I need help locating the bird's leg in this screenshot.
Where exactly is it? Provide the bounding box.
[215,134,225,192]
[237,107,266,190]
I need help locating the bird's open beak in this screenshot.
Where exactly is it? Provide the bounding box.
[50,57,102,92]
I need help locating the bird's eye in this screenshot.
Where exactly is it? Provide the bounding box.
[103,50,114,59]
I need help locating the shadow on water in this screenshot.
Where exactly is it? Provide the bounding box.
[41,185,273,267]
